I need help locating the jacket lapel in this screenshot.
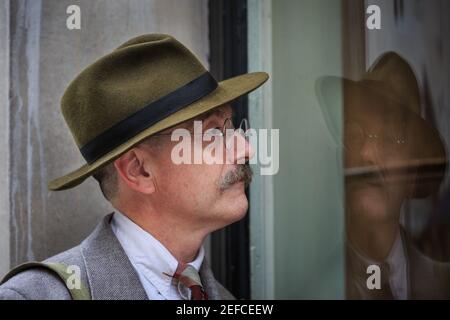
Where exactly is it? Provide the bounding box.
[199,260,222,299]
[200,260,235,300]
[80,213,148,300]
[401,227,450,299]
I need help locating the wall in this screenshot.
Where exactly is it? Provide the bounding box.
[1,0,208,275]
[0,0,11,276]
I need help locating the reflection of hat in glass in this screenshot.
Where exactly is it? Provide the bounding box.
[49,34,268,191]
[316,51,447,198]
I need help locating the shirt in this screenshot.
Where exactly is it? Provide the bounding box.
[347,230,408,300]
[110,210,205,300]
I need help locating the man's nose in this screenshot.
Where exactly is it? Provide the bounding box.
[359,138,378,164]
[229,132,255,164]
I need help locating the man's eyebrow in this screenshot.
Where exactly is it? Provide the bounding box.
[177,106,231,131]
[194,107,226,121]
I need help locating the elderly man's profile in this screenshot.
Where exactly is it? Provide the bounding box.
[0,34,268,300]
[317,52,450,299]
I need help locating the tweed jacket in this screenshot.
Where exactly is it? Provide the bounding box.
[0,213,235,300]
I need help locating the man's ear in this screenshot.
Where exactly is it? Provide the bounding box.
[114,149,156,194]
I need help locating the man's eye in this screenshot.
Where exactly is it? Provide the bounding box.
[203,128,222,138]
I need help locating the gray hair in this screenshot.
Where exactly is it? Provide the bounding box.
[93,162,118,201]
[92,136,164,201]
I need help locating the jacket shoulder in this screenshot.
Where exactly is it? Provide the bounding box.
[0,245,87,300]
[0,267,72,300]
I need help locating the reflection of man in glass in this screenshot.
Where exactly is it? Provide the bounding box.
[317,52,450,299]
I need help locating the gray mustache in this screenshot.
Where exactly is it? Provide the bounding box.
[219,164,253,191]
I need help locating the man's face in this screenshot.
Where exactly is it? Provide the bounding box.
[141,104,254,231]
[344,90,416,223]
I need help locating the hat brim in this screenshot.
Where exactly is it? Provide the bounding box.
[315,75,446,153]
[49,71,269,191]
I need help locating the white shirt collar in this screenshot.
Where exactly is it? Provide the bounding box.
[111,210,205,299]
[348,230,405,273]
[347,229,408,299]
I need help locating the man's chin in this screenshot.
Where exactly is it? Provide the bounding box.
[209,182,249,227]
[232,191,249,213]
[347,183,386,203]
[346,186,391,219]
[347,198,391,223]
[223,191,249,221]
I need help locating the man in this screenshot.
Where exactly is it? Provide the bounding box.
[0,34,268,299]
[317,52,450,299]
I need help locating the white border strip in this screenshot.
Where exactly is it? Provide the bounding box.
[248,0,275,299]
[0,0,10,276]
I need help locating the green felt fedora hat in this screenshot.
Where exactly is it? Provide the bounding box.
[49,34,268,191]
